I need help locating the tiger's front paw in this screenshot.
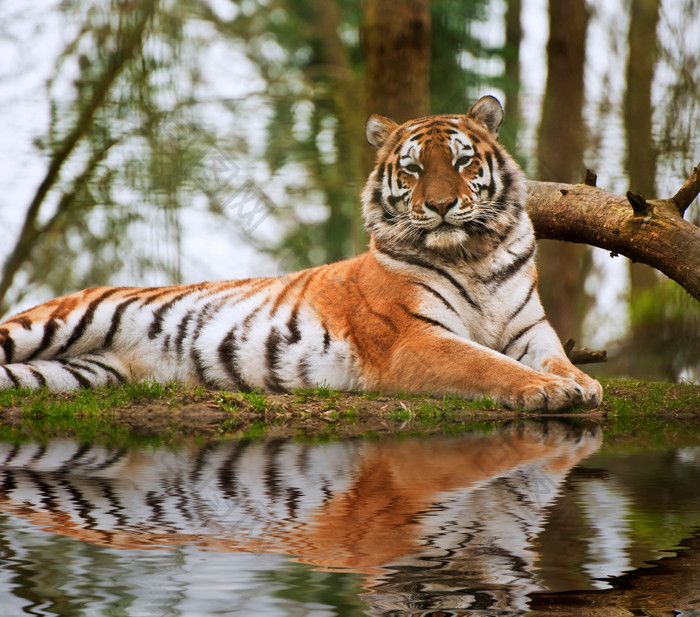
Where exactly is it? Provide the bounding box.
[541,357,603,408]
[574,373,603,407]
[510,375,585,411]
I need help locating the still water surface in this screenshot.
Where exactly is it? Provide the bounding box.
[1,422,699,616]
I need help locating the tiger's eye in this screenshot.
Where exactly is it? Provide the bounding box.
[455,156,472,168]
[404,163,422,174]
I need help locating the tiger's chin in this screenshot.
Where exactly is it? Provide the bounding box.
[423,226,470,252]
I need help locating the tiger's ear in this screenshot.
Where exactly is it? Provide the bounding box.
[467,96,504,138]
[365,114,398,149]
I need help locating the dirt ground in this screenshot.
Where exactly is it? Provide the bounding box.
[3,379,699,440]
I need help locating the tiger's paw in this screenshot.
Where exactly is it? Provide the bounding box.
[540,358,603,408]
[573,373,603,407]
[509,375,586,412]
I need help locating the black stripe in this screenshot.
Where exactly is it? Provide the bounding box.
[60,479,100,530]
[372,187,383,209]
[98,482,130,528]
[377,245,482,313]
[508,280,537,322]
[0,468,16,494]
[387,194,404,210]
[217,440,251,499]
[241,298,271,342]
[2,365,20,387]
[104,297,140,348]
[286,305,302,345]
[263,438,285,501]
[188,301,219,388]
[517,343,531,362]
[190,347,209,387]
[27,366,47,388]
[58,442,93,470]
[485,152,496,199]
[415,282,461,317]
[482,241,536,286]
[376,162,385,185]
[502,317,546,356]
[27,318,59,361]
[93,448,128,472]
[64,359,98,376]
[286,486,303,520]
[174,310,194,357]
[148,290,195,340]
[322,328,331,353]
[55,360,92,389]
[217,327,252,392]
[56,288,121,356]
[402,306,456,334]
[297,355,312,387]
[264,327,284,392]
[81,358,127,384]
[354,284,399,333]
[0,329,15,364]
[491,146,512,202]
[1,444,20,466]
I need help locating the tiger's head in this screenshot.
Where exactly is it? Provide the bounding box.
[362,96,527,259]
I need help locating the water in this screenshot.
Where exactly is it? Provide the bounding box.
[1,422,699,615]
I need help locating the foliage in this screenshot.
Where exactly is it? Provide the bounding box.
[0,0,698,381]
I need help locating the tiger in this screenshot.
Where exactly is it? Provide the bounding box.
[0,95,602,410]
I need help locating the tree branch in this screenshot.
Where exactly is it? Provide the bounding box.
[526,165,700,301]
[672,163,700,216]
[564,338,607,365]
[0,0,157,315]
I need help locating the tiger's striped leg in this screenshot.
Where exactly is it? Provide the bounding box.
[0,353,129,391]
[378,333,587,411]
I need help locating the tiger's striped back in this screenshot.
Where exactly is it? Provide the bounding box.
[0,96,602,411]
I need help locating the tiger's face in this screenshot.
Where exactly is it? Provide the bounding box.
[362,96,526,258]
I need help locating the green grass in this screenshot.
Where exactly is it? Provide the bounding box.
[441,392,497,412]
[0,379,177,418]
[293,384,343,408]
[239,389,273,414]
[0,377,698,445]
[599,377,699,416]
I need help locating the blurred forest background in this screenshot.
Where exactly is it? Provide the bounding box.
[0,0,698,381]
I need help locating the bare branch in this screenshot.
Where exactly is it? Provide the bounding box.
[564,338,608,365]
[672,163,700,216]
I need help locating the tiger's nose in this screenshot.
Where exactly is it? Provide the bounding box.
[425,199,458,217]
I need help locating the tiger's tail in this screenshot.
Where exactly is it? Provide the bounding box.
[0,353,129,391]
[0,286,141,391]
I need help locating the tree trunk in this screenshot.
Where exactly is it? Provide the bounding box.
[625,0,661,295]
[309,0,366,258]
[501,0,522,159]
[362,0,431,124]
[536,0,590,342]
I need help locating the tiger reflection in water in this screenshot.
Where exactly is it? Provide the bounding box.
[0,422,601,614]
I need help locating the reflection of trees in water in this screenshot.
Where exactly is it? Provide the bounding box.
[0,0,698,377]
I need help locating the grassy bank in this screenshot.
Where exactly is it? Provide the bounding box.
[0,378,698,446]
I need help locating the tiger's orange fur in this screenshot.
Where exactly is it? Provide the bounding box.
[0,96,602,410]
